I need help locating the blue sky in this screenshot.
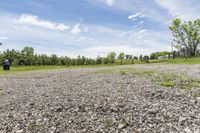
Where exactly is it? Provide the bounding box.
[0,0,199,58]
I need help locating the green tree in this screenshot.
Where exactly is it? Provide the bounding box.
[118,52,125,65]
[143,55,149,63]
[107,52,116,64]
[139,55,143,61]
[169,18,200,57]
[133,56,138,60]
[22,47,34,56]
[96,55,103,64]
[50,54,59,65]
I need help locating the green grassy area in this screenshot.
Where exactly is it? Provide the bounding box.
[0,64,120,75]
[0,66,65,75]
[96,67,200,97]
[149,57,200,64]
[116,57,200,65]
[114,59,145,65]
[1,57,200,75]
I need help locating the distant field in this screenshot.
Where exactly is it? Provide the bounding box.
[150,57,200,64]
[0,64,117,75]
[0,57,200,75]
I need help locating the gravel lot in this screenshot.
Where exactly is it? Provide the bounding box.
[0,64,200,133]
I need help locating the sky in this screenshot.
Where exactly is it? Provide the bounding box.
[0,0,200,58]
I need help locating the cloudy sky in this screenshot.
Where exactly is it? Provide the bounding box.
[0,0,199,58]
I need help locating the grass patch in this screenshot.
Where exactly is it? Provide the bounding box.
[160,81,175,87]
[0,64,120,75]
[119,70,127,75]
[153,73,182,88]
[149,57,200,64]
[152,72,200,90]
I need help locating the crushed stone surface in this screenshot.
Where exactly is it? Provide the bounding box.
[0,64,199,133]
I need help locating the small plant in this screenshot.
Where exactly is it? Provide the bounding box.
[121,118,129,126]
[105,118,114,128]
[0,89,4,96]
[27,121,37,130]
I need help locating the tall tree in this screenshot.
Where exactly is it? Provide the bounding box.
[22,47,34,56]
[139,55,143,61]
[143,55,149,63]
[118,52,125,65]
[169,18,200,57]
[107,52,116,64]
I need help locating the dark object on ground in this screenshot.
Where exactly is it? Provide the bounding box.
[3,59,10,70]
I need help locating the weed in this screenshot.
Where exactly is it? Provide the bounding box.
[27,121,37,130]
[121,118,129,126]
[105,118,114,128]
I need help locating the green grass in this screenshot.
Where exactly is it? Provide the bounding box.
[0,64,119,75]
[149,57,200,64]
[119,70,127,75]
[2,57,200,75]
[114,59,145,65]
[0,66,66,75]
[166,57,200,64]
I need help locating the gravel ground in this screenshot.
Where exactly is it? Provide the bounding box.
[0,64,200,133]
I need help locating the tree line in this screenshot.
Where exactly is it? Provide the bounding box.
[0,47,151,66]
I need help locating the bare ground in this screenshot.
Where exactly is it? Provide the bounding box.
[0,64,200,133]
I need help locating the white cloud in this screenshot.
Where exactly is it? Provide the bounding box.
[70,23,81,34]
[18,14,70,31]
[139,21,144,24]
[106,0,115,6]
[138,29,147,34]
[117,32,127,37]
[128,13,141,20]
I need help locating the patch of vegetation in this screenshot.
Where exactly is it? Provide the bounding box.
[120,118,129,127]
[104,118,114,128]
[160,81,175,87]
[152,72,200,91]
[131,69,155,77]
[0,65,118,75]
[94,68,117,74]
[119,70,127,75]
[140,70,155,76]
[0,88,4,96]
[178,80,200,90]
[27,121,37,130]
[152,73,178,87]
[149,57,200,65]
